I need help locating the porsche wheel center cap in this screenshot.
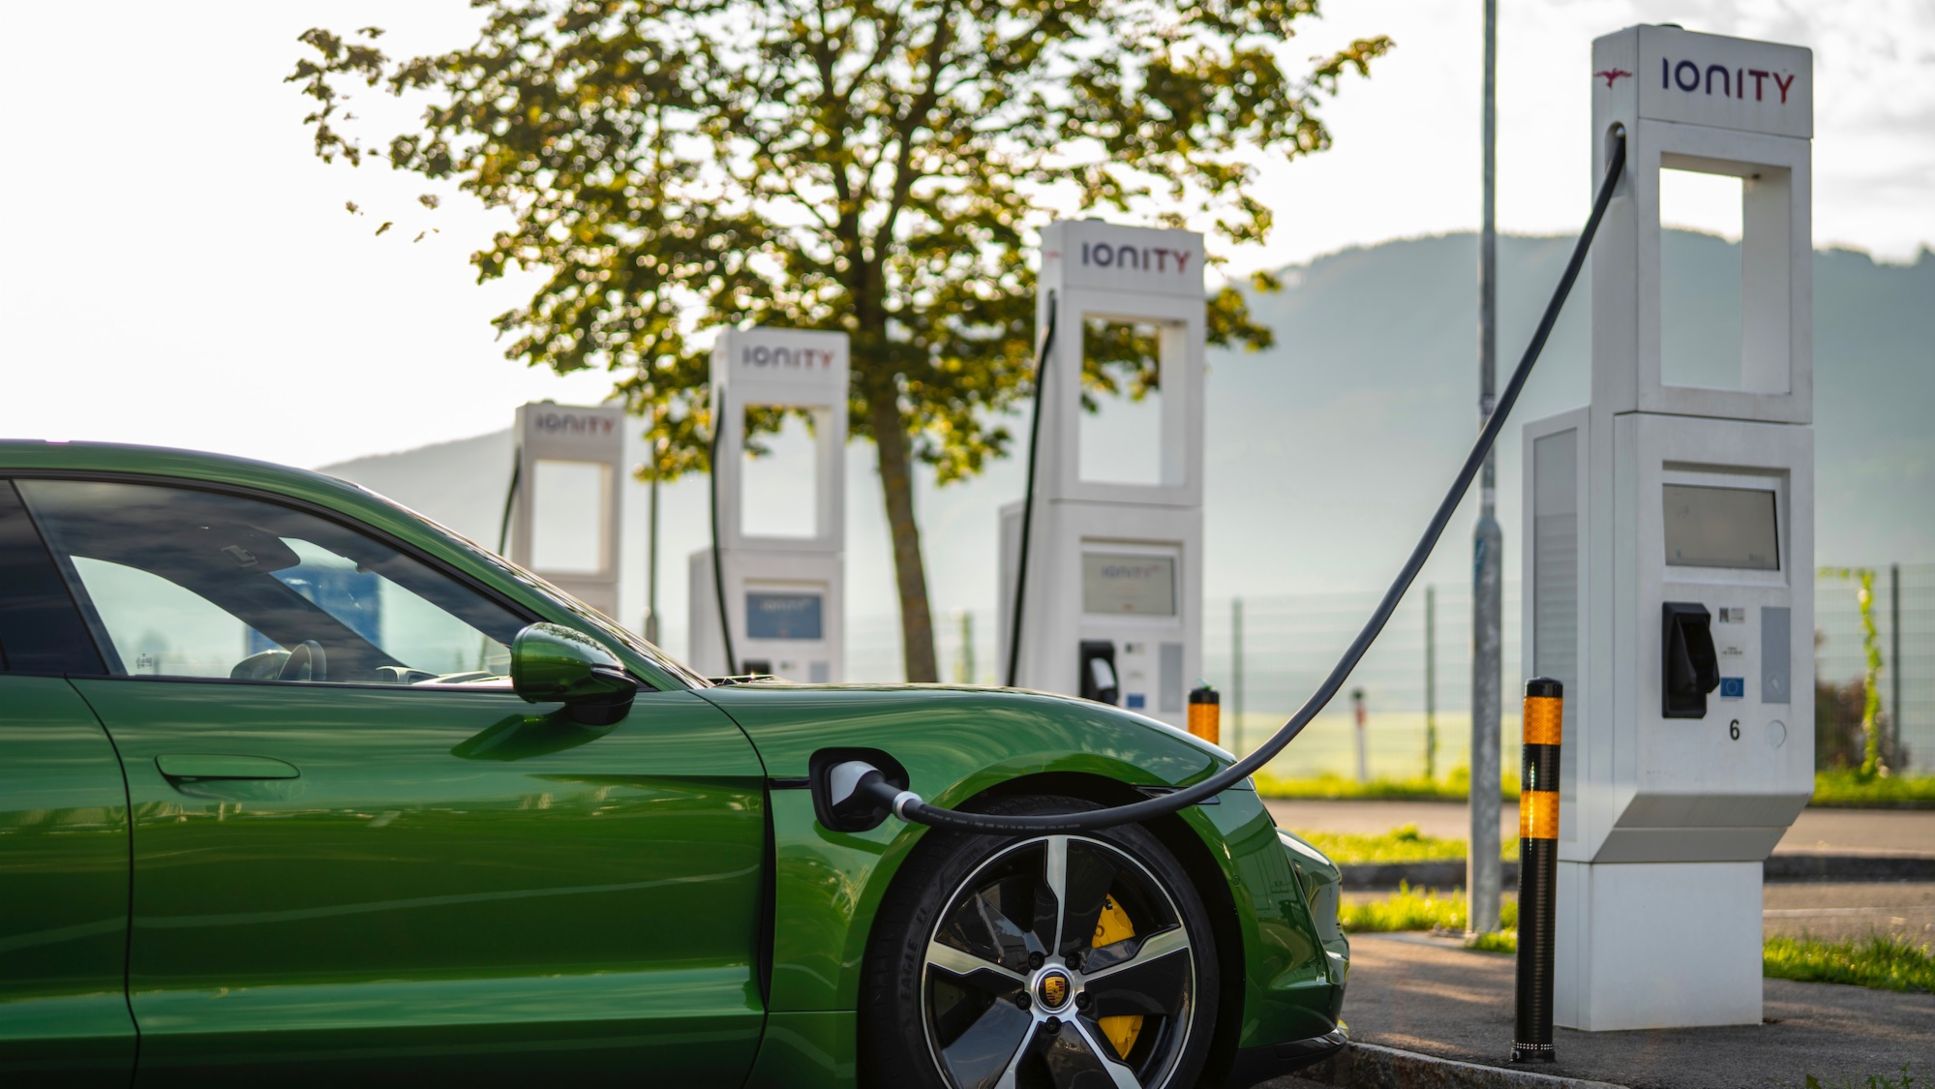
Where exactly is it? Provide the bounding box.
[1034,968,1074,1012]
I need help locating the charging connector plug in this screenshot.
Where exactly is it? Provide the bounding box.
[809,752,918,832]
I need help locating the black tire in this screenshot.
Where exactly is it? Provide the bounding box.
[861,795,1220,1089]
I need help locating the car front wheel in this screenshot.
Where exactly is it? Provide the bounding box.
[862,795,1219,1089]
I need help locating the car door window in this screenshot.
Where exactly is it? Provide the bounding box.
[19,479,525,685]
[69,555,266,677]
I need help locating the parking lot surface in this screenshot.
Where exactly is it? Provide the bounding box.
[1266,932,1935,1089]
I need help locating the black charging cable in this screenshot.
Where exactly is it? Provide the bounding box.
[497,448,521,555]
[1004,289,1059,688]
[835,131,1628,835]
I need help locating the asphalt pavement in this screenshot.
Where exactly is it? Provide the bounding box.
[1262,933,1935,1089]
[1759,881,1935,942]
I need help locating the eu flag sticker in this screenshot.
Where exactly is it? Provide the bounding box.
[1720,677,1745,700]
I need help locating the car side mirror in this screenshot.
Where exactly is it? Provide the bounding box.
[511,622,638,726]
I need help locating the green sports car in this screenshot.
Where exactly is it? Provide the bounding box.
[0,441,1347,1088]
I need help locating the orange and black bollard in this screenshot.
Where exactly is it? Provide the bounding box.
[1512,677,1563,1063]
[1187,685,1220,745]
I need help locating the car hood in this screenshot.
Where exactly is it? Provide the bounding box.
[694,681,1234,788]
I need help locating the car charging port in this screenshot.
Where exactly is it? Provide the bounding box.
[810,749,913,833]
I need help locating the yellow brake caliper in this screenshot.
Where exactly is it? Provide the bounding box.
[1091,894,1143,1059]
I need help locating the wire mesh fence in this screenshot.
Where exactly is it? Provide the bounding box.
[842,563,1935,778]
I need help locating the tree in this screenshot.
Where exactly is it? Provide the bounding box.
[291,0,1389,680]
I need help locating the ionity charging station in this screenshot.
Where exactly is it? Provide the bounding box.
[508,401,628,620]
[998,221,1206,730]
[688,327,849,681]
[1523,25,1813,1030]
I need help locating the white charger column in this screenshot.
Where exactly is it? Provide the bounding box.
[1522,24,1814,1030]
[997,221,1206,730]
[510,402,627,620]
[688,328,848,681]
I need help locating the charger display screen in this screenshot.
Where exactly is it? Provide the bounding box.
[745,591,824,640]
[1664,484,1779,571]
[1082,552,1177,616]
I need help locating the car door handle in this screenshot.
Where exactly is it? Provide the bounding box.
[155,754,301,782]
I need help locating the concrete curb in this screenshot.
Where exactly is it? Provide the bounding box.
[1341,860,1476,889]
[1763,852,1935,881]
[1301,1042,1631,1089]
[1341,852,1935,889]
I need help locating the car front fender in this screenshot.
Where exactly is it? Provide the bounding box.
[698,683,1339,1056]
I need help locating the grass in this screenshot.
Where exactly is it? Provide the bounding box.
[1338,882,1517,935]
[1343,890,1935,994]
[1811,769,1935,809]
[1289,823,1514,865]
[1464,930,1517,954]
[1764,935,1935,993]
[1255,769,1520,802]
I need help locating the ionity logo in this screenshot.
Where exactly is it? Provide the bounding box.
[534,412,614,435]
[1658,55,1796,103]
[1078,240,1193,275]
[742,345,837,370]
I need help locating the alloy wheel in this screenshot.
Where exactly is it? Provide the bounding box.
[919,834,1197,1089]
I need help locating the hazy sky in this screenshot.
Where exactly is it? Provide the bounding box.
[1,0,1929,470]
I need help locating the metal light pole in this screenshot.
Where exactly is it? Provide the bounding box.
[1426,584,1439,782]
[1469,0,1505,936]
[1233,597,1246,754]
[644,410,663,644]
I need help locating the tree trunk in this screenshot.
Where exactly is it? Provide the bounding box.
[865,383,939,682]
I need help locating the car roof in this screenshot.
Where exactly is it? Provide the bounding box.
[0,438,456,577]
[0,439,369,502]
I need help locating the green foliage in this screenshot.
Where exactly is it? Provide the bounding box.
[1338,882,1516,935]
[1811,769,1935,809]
[1289,823,1513,865]
[288,0,1391,678]
[1255,768,1520,802]
[1766,936,1934,994]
